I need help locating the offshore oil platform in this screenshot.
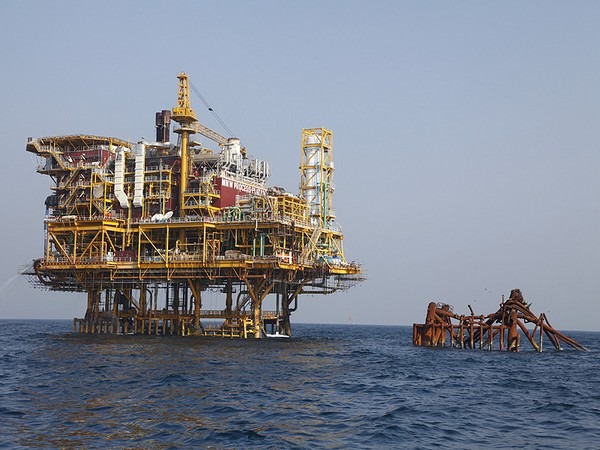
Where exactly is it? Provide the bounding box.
[23,73,362,338]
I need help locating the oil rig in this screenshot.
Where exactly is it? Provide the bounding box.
[23,73,362,338]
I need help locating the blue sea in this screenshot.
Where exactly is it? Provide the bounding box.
[1,320,599,449]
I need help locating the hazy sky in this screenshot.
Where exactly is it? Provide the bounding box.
[1,1,599,330]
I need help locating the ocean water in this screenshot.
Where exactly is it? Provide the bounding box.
[1,321,599,449]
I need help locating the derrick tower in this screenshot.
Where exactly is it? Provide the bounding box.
[22,74,362,338]
[300,128,335,228]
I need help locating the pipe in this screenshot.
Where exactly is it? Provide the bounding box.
[179,131,190,217]
[155,110,171,143]
[114,146,129,208]
[132,143,145,208]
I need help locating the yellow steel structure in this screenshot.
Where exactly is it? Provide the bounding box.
[171,72,197,123]
[299,128,344,263]
[23,74,362,338]
[172,72,197,217]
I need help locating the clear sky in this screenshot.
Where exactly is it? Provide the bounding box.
[1,0,599,330]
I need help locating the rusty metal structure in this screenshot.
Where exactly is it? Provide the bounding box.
[22,73,362,338]
[413,289,587,351]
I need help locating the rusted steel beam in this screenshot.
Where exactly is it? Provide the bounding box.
[413,288,588,352]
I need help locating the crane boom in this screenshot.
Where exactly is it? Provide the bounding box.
[194,122,229,146]
[172,73,245,155]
